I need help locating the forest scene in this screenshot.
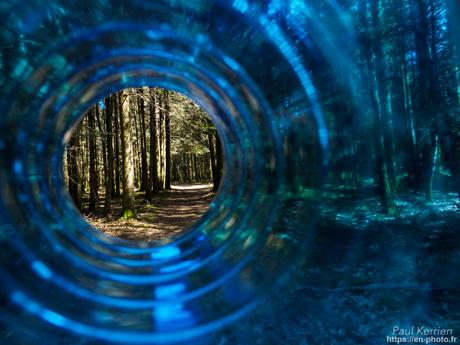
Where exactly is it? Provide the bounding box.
[238,0,460,343]
[64,88,223,241]
[1,0,460,344]
[319,0,460,209]
[54,1,460,339]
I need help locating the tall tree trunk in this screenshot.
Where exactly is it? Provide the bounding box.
[104,96,114,214]
[119,90,136,218]
[149,88,159,195]
[165,91,172,190]
[133,100,142,189]
[413,0,440,198]
[95,103,108,208]
[80,117,87,197]
[184,154,189,183]
[114,94,121,197]
[215,132,223,190]
[371,0,396,194]
[359,0,391,211]
[208,130,218,191]
[88,106,98,212]
[445,0,460,198]
[67,123,82,210]
[158,91,165,190]
[139,89,150,196]
[193,154,198,182]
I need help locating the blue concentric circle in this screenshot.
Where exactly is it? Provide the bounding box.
[0,1,327,344]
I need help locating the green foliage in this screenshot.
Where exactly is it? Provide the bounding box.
[121,209,135,220]
[168,91,212,156]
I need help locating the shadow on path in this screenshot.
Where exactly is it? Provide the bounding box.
[87,184,214,242]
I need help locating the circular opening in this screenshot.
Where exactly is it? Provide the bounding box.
[64,87,222,242]
[0,4,324,342]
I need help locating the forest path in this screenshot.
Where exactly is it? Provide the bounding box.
[86,184,215,242]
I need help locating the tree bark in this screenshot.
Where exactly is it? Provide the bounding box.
[158,91,165,190]
[413,0,441,198]
[165,90,172,190]
[149,88,159,196]
[95,103,108,211]
[113,94,121,197]
[104,96,114,214]
[67,123,82,210]
[208,130,218,191]
[88,106,98,212]
[215,132,223,190]
[139,89,149,195]
[119,90,136,218]
[370,0,396,194]
[359,0,392,211]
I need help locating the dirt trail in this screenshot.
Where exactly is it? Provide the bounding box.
[86,184,214,242]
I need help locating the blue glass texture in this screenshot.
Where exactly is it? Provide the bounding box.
[0,1,459,344]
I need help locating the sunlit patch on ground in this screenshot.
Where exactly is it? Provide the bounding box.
[85,184,214,242]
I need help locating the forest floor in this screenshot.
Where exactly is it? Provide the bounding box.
[81,183,215,241]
